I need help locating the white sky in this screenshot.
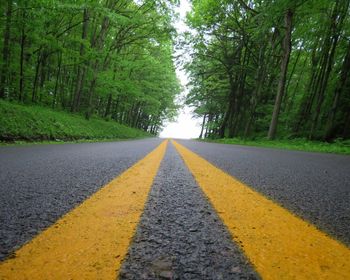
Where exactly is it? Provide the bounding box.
[159,0,201,139]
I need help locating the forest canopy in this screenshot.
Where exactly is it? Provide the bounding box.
[0,0,181,135]
[1,0,350,141]
[183,0,350,141]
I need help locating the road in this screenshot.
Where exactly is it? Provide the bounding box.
[0,139,349,279]
[176,140,350,246]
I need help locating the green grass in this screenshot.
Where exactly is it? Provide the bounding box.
[0,100,151,144]
[201,137,350,155]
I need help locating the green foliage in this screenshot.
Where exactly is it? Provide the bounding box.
[184,0,350,142]
[1,0,349,144]
[0,100,150,142]
[0,0,181,139]
[203,138,350,155]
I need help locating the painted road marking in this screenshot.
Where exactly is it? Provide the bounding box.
[172,140,350,279]
[0,140,167,280]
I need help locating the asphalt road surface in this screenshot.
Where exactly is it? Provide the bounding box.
[176,140,350,246]
[0,139,162,260]
[0,139,349,279]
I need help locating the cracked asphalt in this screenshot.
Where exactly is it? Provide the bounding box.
[0,138,349,278]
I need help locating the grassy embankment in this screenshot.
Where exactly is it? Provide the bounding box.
[202,138,350,155]
[0,100,151,144]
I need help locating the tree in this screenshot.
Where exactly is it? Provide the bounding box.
[184,0,350,141]
[268,8,293,140]
[0,0,180,134]
[0,0,13,98]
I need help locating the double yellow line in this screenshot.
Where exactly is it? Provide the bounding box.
[1,140,349,279]
[173,141,350,279]
[0,141,168,279]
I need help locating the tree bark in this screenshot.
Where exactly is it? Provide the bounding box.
[71,8,89,112]
[282,43,303,111]
[0,0,13,98]
[342,111,350,139]
[293,40,320,133]
[219,72,236,138]
[244,44,266,138]
[199,113,207,139]
[19,16,26,102]
[32,51,42,102]
[324,40,350,140]
[85,14,111,119]
[85,60,98,120]
[52,52,62,108]
[268,9,293,140]
[309,0,348,139]
[104,93,113,118]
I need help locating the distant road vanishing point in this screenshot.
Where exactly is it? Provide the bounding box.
[1,139,350,279]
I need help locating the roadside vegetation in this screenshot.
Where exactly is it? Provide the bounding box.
[184,0,350,146]
[0,1,180,143]
[1,1,350,150]
[202,138,350,155]
[0,100,150,143]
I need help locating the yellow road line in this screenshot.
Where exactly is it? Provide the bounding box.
[0,140,167,280]
[172,140,350,280]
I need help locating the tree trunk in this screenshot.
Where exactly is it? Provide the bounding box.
[104,93,113,118]
[52,52,62,108]
[71,8,89,112]
[285,56,307,119]
[268,9,293,140]
[19,17,26,102]
[309,0,348,139]
[85,13,111,119]
[244,44,266,138]
[85,60,98,120]
[60,67,67,108]
[218,109,230,138]
[0,0,13,98]
[199,113,207,139]
[32,51,42,102]
[282,43,303,111]
[294,37,320,132]
[342,111,350,139]
[219,73,236,138]
[324,40,350,140]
